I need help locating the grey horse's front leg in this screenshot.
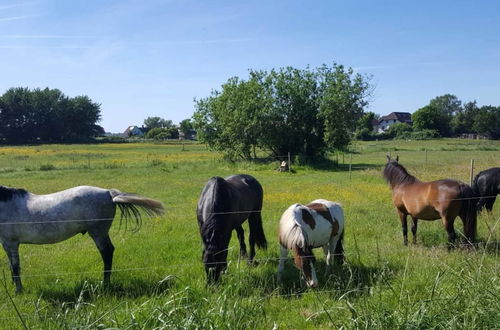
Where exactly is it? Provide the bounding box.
[2,241,22,293]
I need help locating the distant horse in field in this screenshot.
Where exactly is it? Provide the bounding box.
[0,185,164,293]
[383,156,477,248]
[472,167,500,213]
[197,174,267,284]
[278,199,344,288]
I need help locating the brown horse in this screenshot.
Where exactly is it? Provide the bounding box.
[383,156,477,248]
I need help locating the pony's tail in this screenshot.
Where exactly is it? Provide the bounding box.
[249,212,267,249]
[458,183,478,244]
[110,190,165,231]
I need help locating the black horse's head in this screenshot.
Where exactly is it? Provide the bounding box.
[202,246,228,284]
[197,176,232,285]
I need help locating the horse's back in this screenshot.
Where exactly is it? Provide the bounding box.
[225,174,263,200]
[396,179,464,219]
[280,201,341,249]
[474,167,500,194]
[1,186,115,244]
[31,186,114,216]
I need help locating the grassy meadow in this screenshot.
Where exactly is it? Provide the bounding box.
[0,139,499,329]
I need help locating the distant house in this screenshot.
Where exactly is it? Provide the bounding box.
[123,125,148,137]
[377,112,412,133]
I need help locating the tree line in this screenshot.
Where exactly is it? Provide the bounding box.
[192,63,499,162]
[139,117,193,140]
[357,94,500,141]
[0,87,103,143]
[193,63,372,161]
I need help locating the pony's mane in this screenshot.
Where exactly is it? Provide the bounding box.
[0,186,27,202]
[383,161,418,187]
[279,205,308,250]
[200,177,232,252]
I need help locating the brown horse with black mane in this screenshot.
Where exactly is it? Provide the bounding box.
[383,156,477,248]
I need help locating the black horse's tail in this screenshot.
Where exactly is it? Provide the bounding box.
[248,212,267,249]
[458,183,478,244]
[110,190,165,231]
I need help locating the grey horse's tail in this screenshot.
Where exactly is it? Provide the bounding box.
[110,190,165,231]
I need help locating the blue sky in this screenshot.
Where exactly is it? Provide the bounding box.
[1,0,499,132]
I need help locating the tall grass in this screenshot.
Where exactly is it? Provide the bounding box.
[0,140,498,328]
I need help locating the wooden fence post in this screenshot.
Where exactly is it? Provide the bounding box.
[349,153,352,179]
[288,152,291,173]
[470,159,474,185]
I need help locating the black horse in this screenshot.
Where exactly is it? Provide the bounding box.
[472,167,500,213]
[197,174,267,284]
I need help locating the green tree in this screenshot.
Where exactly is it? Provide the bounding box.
[385,122,413,139]
[412,105,447,136]
[194,72,268,160]
[473,105,500,139]
[193,63,372,161]
[144,116,173,129]
[318,64,371,151]
[412,94,460,136]
[451,101,479,135]
[0,87,101,143]
[179,119,193,137]
[429,94,462,116]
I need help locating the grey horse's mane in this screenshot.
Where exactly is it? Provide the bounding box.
[0,186,27,202]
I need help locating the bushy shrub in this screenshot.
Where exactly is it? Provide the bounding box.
[355,128,376,141]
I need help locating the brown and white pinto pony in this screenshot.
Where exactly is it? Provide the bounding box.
[278,199,344,288]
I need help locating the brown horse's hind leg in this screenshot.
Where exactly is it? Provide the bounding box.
[411,217,418,244]
[398,211,408,245]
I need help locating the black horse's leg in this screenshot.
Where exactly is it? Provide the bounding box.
[2,241,22,293]
[485,196,496,213]
[235,225,247,258]
[89,232,115,286]
[398,211,408,245]
[477,197,487,213]
[443,217,457,251]
[411,217,418,244]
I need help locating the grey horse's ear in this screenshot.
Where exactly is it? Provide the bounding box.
[386,154,391,162]
[396,155,399,162]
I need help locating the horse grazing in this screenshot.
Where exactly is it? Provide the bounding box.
[0,185,164,293]
[278,199,344,288]
[197,174,267,284]
[472,167,500,213]
[383,156,477,248]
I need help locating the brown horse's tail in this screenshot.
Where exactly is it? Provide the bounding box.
[459,183,478,244]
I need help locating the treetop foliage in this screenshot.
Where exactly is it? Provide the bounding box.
[0,87,102,143]
[412,94,499,139]
[193,63,372,161]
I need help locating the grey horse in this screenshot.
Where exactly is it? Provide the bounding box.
[0,185,164,293]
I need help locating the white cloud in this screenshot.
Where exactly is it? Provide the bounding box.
[0,15,36,22]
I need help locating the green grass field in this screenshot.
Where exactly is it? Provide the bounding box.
[0,139,499,329]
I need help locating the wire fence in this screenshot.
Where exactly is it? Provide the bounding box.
[0,193,497,226]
